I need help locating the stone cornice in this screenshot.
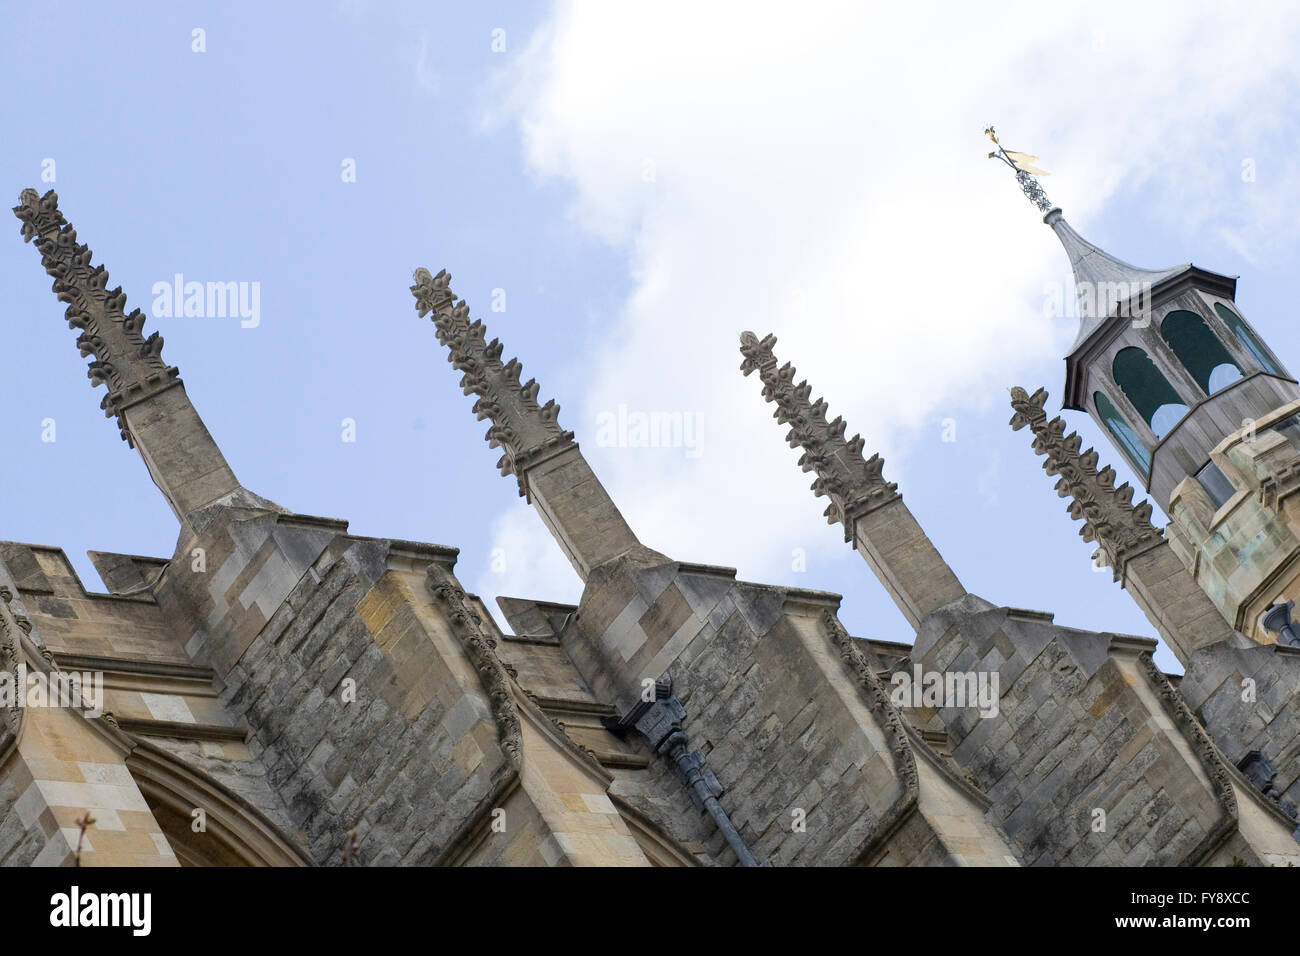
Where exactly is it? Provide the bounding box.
[411,268,576,496]
[13,189,180,445]
[49,653,216,683]
[113,717,249,743]
[740,332,899,542]
[1010,385,1163,581]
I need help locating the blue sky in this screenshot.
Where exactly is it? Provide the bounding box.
[5,2,1300,675]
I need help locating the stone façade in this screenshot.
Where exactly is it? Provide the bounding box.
[2,188,1298,867]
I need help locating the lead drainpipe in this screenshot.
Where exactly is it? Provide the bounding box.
[604,674,768,867]
[1262,601,1300,647]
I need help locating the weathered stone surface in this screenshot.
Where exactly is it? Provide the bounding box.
[6,188,1300,869]
[909,598,1300,865]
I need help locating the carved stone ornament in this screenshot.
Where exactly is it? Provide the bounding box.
[740,331,899,541]
[13,189,179,445]
[426,563,522,767]
[411,268,576,496]
[0,587,27,733]
[1010,386,1162,581]
[1137,653,1241,864]
[821,609,919,798]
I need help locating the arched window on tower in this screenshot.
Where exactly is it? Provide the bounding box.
[1095,391,1151,477]
[1215,302,1284,376]
[1112,346,1190,441]
[1160,310,1242,394]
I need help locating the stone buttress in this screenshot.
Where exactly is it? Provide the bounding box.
[1011,384,1300,827]
[1000,148,1300,832]
[410,268,1017,865]
[741,331,1300,864]
[2,190,652,866]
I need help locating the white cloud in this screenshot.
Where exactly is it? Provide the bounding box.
[476,1,1300,615]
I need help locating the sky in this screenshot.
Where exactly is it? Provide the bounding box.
[5,2,1300,675]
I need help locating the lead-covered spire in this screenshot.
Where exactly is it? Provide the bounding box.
[1044,209,1188,351]
[985,127,1231,423]
[985,127,1191,351]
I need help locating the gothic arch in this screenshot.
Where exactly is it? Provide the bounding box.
[126,741,312,867]
[1215,303,1284,376]
[1112,347,1189,440]
[1160,310,1242,394]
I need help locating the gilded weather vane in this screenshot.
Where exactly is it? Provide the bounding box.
[986,126,1054,213]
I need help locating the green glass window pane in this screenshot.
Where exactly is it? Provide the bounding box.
[1095,390,1151,477]
[1160,310,1242,394]
[1215,303,1283,376]
[1112,347,1188,439]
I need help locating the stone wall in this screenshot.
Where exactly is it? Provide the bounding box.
[559,556,1015,865]
[0,748,46,866]
[1166,399,1300,640]
[910,596,1300,865]
[1181,641,1300,810]
[154,506,521,865]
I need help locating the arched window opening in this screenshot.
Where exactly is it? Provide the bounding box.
[1095,391,1151,477]
[1160,309,1242,395]
[126,746,312,867]
[1112,347,1189,441]
[1215,302,1283,376]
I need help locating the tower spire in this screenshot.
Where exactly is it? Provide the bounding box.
[739,331,965,629]
[986,126,1212,420]
[993,129,1300,650]
[986,127,1189,344]
[13,189,251,524]
[412,268,647,578]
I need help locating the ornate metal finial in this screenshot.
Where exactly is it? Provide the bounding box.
[412,268,576,496]
[1009,386,1162,580]
[986,126,1054,214]
[13,189,180,445]
[740,331,899,541]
